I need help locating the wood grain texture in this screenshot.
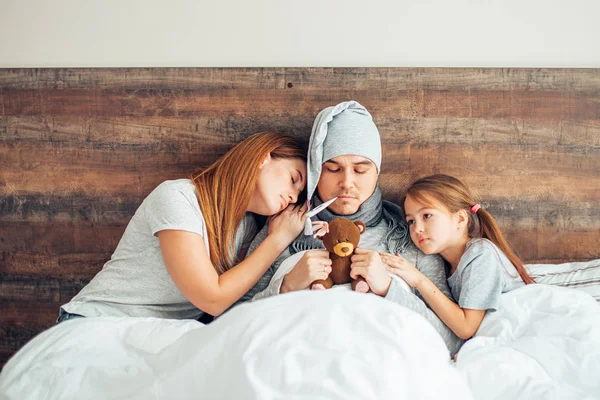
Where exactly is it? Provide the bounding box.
[1,67,599,367]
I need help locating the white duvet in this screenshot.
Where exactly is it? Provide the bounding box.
[0,290,471,400]
[1,284,599,400]
[456,284,600,400]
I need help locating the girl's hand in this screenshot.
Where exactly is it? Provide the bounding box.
[379,253,424,288]
[281,250,332,293]
[268,204,307,246]
[350,248,392,296]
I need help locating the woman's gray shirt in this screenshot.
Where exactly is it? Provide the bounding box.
[62,179,257,320]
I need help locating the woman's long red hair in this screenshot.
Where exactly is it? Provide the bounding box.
[190,131,306,274]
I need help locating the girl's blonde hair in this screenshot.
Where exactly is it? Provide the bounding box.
[404,174,534,284]
[190,131,306,274]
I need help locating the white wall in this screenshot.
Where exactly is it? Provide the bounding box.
[1,0,598,68]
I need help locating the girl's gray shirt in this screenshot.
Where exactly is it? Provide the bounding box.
[448,238,525,312]
[61,179,257,320]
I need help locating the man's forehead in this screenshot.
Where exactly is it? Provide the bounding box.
[323,155,374,166]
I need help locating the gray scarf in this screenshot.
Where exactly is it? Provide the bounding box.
[290,186,411,255]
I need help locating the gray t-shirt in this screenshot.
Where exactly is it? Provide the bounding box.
[448,238,525,312]
[61,179,258,320]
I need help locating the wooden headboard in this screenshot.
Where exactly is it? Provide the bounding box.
[1,68,599,366]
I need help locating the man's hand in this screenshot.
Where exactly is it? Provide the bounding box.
[350,248,392,296]
[281,250,332,293]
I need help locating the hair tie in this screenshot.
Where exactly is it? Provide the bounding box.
[470,204,481,213]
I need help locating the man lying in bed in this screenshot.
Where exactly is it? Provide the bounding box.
[238,101,464,358]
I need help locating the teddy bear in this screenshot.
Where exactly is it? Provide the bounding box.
[311,218,370,293]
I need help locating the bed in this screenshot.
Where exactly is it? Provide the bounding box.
[1,67,599,398]
[1,274,599,399]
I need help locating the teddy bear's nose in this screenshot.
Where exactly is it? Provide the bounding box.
[341,246,350,253]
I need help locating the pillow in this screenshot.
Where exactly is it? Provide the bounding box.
[526,259,600,302]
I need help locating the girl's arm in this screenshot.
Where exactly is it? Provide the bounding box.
[380,253,485,340]
[159,206,305,317]
[413,277,486,340]
[384,276,464,356]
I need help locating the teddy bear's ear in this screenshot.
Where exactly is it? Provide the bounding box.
[355,220,366,234]
[312,221,329,239]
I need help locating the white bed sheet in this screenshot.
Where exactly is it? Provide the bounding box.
[0,290,471,400]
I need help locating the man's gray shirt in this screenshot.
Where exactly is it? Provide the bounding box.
[236,218,464,357]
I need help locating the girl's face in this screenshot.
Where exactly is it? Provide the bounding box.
[248,154,306,216]
[403,194,464,255]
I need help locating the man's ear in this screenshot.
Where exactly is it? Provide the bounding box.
[354,220,366,234]
[260,152,272,169]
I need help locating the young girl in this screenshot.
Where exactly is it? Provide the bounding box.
[380,174,534,341]
[58,131,308,323]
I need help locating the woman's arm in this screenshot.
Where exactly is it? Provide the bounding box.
[159,205,305,316]
[159,230,291,316]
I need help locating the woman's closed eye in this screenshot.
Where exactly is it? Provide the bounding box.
[291,171,301,185]
[325,167,340,173]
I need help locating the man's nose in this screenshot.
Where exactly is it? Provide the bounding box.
[339,171,354,188]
